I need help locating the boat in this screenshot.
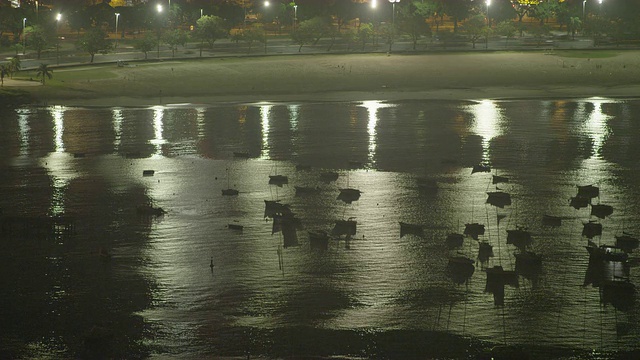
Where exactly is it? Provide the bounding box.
[136,205,165,217]
[142,169,155,176]
[478,241,493,262]
[506,226,533,249]
[309,230,330,251]
[486,190,511,208]
[471,163,491,174]
[485,265,518,306]
[319,171,339,182]
[233,151,250,158]
[585,244,628,262]
[228,223,243,231]
[332,219,357,237]
[295,164,312,171]
[222,167,239,196]
[337,188,361,204]
[416,177,438,194]
[447,254,475,284]
[399,222,424,238]
[582,220,602,239]
[492,174,509,184]
[577,184,599,199]
[264,200,292,219]
[542,214,562,227]
[464,223,485,240]
[294,186,321,196]
[590,204,614,219]
[446,232,464,249]
[515,250,542,268]
[569,196,590,210]
[615,232,639,253]
[268,174,289,186]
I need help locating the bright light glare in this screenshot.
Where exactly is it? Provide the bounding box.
[371,0,377,8]
[157,4,163,12]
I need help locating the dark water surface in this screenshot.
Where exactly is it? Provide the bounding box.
[1,98,639,359]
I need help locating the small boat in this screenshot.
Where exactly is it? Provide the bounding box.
[506,226,533,249]
[585,244,628,262]
[142,170,155,176]
[615,232,639,253]
[515,250,542,267]
[332,219,357,237]
[464,223,485,240]
[264,200,292,219]
[542,214,562,227]
[337,188,361,204]
[136,205,165,217]
[221,188,239,196]
[486,191,511,208]
[569,196,590,210]
[309,230,330,251]
[233,151,250,158]
[319,171,339,182]
[268,174,289,186]
[228,223,243,231]
[577,184,599,199]
[74,153,86,158]
[492,174,509,184]
[446,233,464,249]
[582,220,602,239]
[295,186,321,196]
[590,204,613,219]
[485,266,518,286]
[295,164,312,171]
[471,163,491,174]
[399,222,424,238]
[601,279,636,311]
[478,241,493,262]
[447,255,475,284]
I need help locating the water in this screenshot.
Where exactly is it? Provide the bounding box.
[1,98,639,359]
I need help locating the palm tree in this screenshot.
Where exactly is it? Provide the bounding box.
[36,63,53,85]
[8,57,21,79]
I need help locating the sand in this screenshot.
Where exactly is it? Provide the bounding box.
[8,51,640,106]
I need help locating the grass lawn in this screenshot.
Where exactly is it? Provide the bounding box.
[15,66,119,85]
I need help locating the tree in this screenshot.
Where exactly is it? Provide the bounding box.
[531,0,560,25]
[134,33,157,60]
[25,25,50,60]
[163,29,189,57]
[461,14,487,49]
[399,2,432,50]
[8,57,21,79]
[239,26,266,53]
[527,23,551,46]
[355,23,375,51]
[496,20,516,46]
[76,27,112,63]
[195,15,228,49]
[291,17,330,52]
[442,0,473,33]
[567,17,582,40]
[36,63,53,85]
[511,0,539,23]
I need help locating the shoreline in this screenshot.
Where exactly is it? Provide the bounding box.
[8,51,640,107]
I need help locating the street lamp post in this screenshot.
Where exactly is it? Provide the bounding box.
[583,0,587,20]
[56,13,61,64]
[293,4,297,33]
[485,0,491,49]
[486,0,491,27]
[114,13,120,50]
[157,5,163,59]
[22,18,26,55]
[264,1,270,54]
[389,0,400,26]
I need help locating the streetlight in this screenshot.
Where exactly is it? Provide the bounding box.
[114,13,120,50]
[583,0,586,20]
[486,0,491,49]
[264,1,270,54]
[389,0,400,26]
[157,5,163,58]
[22,18,26,54]
[56,13,61,64]
[200,9,203,18]
[293,4,297,33]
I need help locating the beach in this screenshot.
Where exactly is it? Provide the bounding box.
[6,51,640,106]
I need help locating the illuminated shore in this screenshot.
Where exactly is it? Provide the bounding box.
[8,51,640,106]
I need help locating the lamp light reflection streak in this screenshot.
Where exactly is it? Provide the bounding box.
[151,107,166,157]
[581,99,611,159]
[17,109,30,156]
[360,100,394,168]
[260,104,272,159]
[196,107,206,139]
[288,104,300,152]
[112,108,123,151]
[467,100,503,160]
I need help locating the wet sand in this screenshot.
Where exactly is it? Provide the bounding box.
[9,51,640,106]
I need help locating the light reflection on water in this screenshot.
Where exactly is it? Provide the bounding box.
[1,98,639,359]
